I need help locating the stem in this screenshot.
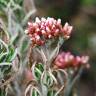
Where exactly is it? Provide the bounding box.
[64,67,83,96]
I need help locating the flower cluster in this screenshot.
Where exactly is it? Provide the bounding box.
[25,17,73,46]
[54,52,89,69]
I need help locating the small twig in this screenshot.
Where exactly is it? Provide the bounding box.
[64,67,83,96]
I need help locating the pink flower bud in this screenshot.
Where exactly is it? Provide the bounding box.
[63,22,73,37]
[81,56,89,64]
[35,17,41,23]
[57,19,61,25]
[28,22,33,26]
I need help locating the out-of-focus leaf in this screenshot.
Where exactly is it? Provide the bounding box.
[0,0,9,8]
[20,36,29,54]
[0,88,6,96]
[47,90,56,96]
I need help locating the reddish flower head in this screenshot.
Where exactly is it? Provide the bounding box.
[54,52,89,69]
[25,17,73,46]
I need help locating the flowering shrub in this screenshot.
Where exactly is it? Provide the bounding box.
[24,17,89,96]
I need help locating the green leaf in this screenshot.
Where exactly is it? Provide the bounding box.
[31,89,40,96]
[5,45,17,62]
[20,37,29,54]
[42,72,54,87]
[0,88,6,96]
[34,63,44,81]
[47,90,56,96]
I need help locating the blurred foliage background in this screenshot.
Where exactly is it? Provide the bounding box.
[0,0,96,96]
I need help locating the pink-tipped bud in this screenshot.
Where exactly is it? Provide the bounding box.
[63,22,69,31]
[41,17,46,22]
[57,19,61,25]
[35,35,40,40]
[46,27,51,33]
[81,56,89,64]
[28,22,32,26]
[35,17,40,23]
[68,26,73,33]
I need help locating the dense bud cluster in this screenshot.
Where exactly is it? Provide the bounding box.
[25,17,73,46]
[54,52,89,69]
